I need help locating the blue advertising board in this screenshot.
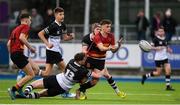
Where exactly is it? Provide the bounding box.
[142,45,180,70]
[0,42,9,65]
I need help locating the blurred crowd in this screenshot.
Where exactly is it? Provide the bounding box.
[9,8,54,39]
[5,8,179,42]
[135,8,178,42]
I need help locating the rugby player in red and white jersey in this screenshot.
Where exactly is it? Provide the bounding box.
[7,13,40,100]
[77,20,126,99]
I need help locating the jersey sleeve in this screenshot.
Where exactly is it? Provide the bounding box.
[152,37,158,46]
[62,22,67,34]
[43,23,54,35]
[21,25,30,35]
[82,35,89,46]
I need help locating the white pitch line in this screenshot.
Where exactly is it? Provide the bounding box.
[0,103,179,105]
[0,91,172,96]
[88,93,172,96]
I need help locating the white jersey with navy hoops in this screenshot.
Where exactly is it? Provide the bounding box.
[56,59,91,91]
[43,20,67,53]
[153,35,168,61]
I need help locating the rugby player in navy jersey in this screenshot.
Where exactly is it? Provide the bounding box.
[23,52,98,99]
[141,26,174,91]
[38,7,75,97]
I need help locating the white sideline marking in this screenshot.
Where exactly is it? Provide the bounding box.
[88,93,172,96]
[0,103,179,105]
[0,91,172,96]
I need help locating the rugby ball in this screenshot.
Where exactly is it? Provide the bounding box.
[139,40,152,52]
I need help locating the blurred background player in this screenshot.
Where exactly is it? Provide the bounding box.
[77,19,126,99]
[38,7,75,98]
[7,13,40,100]
[82,23,101,54]
[141,26,174,91]
[23,52,93,99]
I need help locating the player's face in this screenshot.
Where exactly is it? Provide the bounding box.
[25,16,32,26]
[157,29,165,37]
[102,24,111,33]
[55,12,64,22]
[94,27,101,35]
[80,57,87,65]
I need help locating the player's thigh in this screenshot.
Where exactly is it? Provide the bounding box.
[57,60,66,71]
[44,63,53,73]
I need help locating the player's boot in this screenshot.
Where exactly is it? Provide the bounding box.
[166,86,175,91]
[75,89,87,100]
[117,91,126,98]
[61,92,76,98]
[8,88,16,100]
[141,75,147,85]
[17,88,25,97]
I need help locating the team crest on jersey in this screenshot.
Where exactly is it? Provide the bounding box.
[57,31,60,34]
[159,41,162,45]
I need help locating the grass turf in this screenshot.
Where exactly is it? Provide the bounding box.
[0,79,180,104]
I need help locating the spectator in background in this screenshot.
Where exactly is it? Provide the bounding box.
[162,8,177,42]
[150,11,162,40]
[30,8,43,39]
[16,9,29,25]
[44,8,54,27]
[135,10,149,41]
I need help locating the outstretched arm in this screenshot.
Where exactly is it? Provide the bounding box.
[110,37,123,53]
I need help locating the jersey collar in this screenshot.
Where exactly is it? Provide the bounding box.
[55,20,62,26]
[74,61,81,67]
[90,33,94,41]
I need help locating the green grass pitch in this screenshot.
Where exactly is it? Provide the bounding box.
[0,79,180,104]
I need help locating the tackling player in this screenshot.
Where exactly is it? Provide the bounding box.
[23,52,94,99]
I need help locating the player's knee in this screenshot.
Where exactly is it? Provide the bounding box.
[41,71,51,76]
[156,71,161,76]
[165,70,171,75]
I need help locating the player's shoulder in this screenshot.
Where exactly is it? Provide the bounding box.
[68,59,75,65]
[108,33,114,37]
[83,34,90,39]
[82,34,90,41]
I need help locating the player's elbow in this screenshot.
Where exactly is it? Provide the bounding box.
[38,31,44,38]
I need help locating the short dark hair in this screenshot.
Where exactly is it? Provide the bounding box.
[54,7,64,14]
[74,52,86,62]
[20,13,30,20]
[156,26,164,31]
[100,19,112,25]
